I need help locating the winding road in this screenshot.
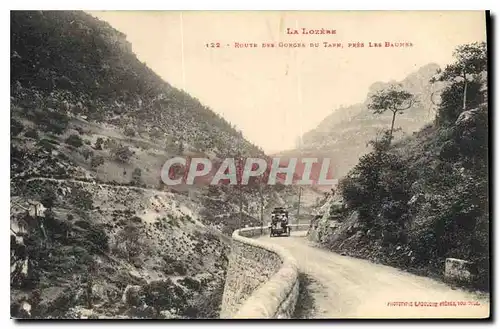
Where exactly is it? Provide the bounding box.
[258,231,490,319]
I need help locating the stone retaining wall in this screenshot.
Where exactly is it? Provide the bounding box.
[220,224,309,319]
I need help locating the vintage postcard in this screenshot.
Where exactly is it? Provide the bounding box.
[10,10,490,319]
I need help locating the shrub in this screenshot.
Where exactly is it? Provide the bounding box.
[81,148,93,160]
[91,155,105,169]
[124,127,136,137]
[173,263,187,276]
[86,226,109,253]
[113,145,133,163]
[131,168,142,185]
[24,128,39,139]
[124,286,143,307]
[38,138,57,152]
[11,119,24,137]
[65,134,83,148]
[33,110,69,135]
[68,187,93,211]
[162,255,187,276]
[114,224,150,261]
[178,277,201,292]
[94,137,104,150]
[141,279,188,316]
[41,187,58,209]
[149,128,163,140]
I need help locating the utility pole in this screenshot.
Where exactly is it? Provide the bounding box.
[296,187,302,225]
[237,152,243,229]
[259,180,264,235]
[239,185,243,229]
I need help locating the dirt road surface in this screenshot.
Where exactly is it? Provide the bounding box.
[258,231,490,319]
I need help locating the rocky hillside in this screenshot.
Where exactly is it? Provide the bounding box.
[282,63,444,179]
[309,42,489,292]
[11,178,229,319]
[10,11,311,319]
[11,10,262,158]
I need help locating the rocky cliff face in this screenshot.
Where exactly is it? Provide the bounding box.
[282,63,444,179]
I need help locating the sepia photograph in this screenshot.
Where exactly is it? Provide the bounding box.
[9,9,490,320]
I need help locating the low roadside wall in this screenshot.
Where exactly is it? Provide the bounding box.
[220,224,309,319]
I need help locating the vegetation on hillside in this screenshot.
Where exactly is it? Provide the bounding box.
[11,10,262,157]
[10,10,267,319]
[315,42,489,291]
[11,178,230,319]
[10,11,312,319]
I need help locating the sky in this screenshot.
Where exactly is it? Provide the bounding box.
[88,11,487,153]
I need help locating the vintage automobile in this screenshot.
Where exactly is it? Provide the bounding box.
[270,207,291,237]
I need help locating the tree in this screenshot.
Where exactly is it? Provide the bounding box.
[367,84,417,141]
[437,80,483,125]
[431,42,487,111]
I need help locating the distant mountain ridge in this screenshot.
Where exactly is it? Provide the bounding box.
[280,63,444,179]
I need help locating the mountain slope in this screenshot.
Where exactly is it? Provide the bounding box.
[10,10,273,319]
[309,49,489,292]
[283,64,444,179]
[11,10,262,158]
